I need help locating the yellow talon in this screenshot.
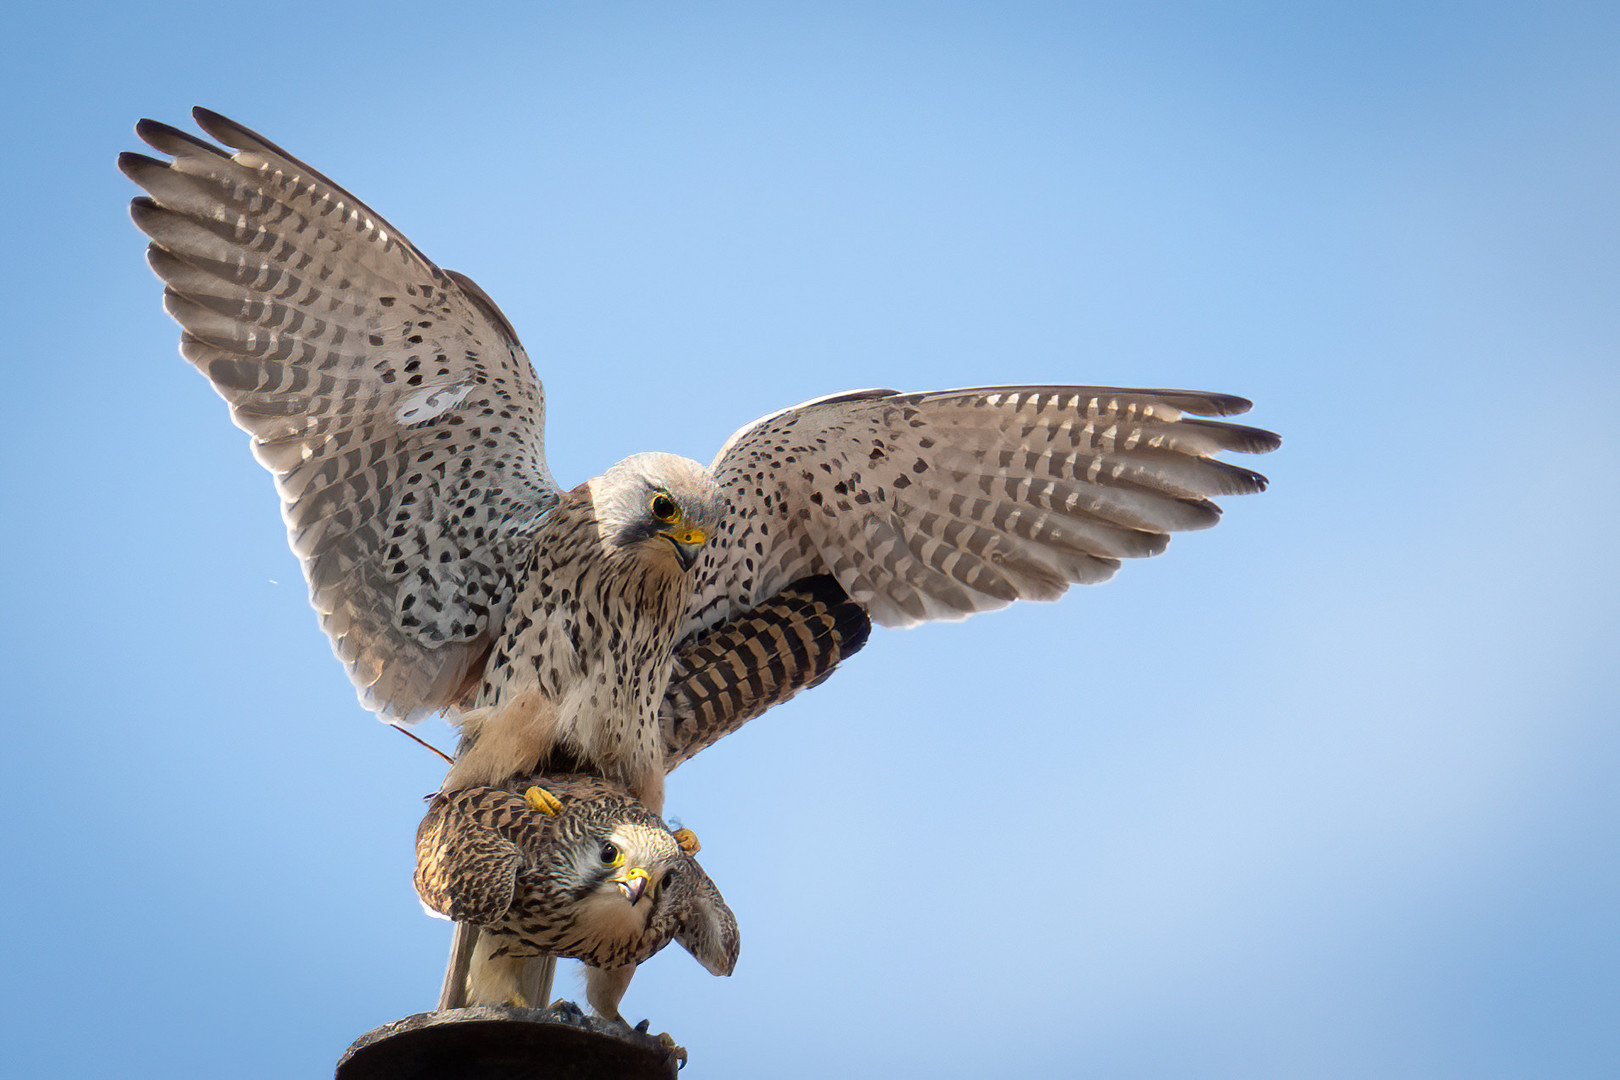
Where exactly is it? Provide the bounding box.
[524,786,563,816]
[672,827,701,856]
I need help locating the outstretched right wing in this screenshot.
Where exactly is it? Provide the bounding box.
[686,386,1280,635]
[122,109,559,721]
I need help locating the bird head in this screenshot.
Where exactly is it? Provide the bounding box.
[566,817,688,944]
[589,453,725,572]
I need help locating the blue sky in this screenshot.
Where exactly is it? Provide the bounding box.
[2,2,1616,1077]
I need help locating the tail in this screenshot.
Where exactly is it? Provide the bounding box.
[437,922,478,1010]
[515,954,557,1011]
[438,922,558,1011]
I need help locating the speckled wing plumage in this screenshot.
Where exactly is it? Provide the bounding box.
[661,575,871,769]
[415,786,541,927]
[121,109,558,721]
[683,387,1280,637]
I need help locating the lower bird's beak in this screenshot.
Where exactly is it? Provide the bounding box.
[616,867,651,905]
[660,525,707,571]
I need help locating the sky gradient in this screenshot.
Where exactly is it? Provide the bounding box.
[2,3,1617,1077]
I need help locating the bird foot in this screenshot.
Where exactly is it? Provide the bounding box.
[623,1021,688,1069]
[524,786,563,816]
[656,1030,689,1069]
[546,999,588,1024]
[671,827,701,856]
[557,1007,684,1064]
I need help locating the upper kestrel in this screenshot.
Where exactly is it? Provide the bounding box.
[123,109,1280,814]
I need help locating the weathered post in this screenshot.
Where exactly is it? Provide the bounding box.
[336,1004,684,1080]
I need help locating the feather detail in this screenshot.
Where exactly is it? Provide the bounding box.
[123,110,559,721]
[683,386,1278,635]
[661,575,871,768]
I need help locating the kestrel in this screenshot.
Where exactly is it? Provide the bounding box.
[124,108,1278,809]
[417,773,737,1022]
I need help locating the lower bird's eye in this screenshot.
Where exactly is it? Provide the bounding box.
[600,841,621,865]
[650,493,678,522]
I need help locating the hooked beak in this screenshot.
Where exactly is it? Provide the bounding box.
[615,867,651,905]
[659,525,707,571]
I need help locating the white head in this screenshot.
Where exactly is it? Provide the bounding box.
[588,452,726,571]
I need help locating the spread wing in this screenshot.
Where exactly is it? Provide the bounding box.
[122,109,558,721]
[684,386,1279,636]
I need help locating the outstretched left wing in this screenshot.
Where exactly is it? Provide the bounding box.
[123,109,560,721]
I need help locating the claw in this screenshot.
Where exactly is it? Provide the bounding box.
[550,1000,587,1024]
[671,827,701,856]
[657,1032,689,1068]
[635,1018,651,1034]
[524,786,563,816]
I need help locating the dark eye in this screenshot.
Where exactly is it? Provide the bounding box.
[599,841,620,865]
[650,493,678,522]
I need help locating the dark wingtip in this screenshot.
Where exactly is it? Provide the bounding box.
[190,106,293,162]
[1248,429,1283,454]
[116,150,155,180]
[833,596,872,656]
[191,106,243,139]
[128,194,159,224]
[191,106,237,144]
[1211,422,1282,455]
[134,116,221,157]
[1157,390,1257,417]
[1209,393,1254,416]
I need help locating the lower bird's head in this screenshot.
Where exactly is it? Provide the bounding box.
[519,780,740,977]
[589,453,725,572]
[565,817,687,944]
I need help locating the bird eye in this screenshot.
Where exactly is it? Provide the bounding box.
[599,841,622,866]
[650,492,679,523]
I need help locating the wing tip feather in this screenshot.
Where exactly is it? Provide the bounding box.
[191,106,281,158]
